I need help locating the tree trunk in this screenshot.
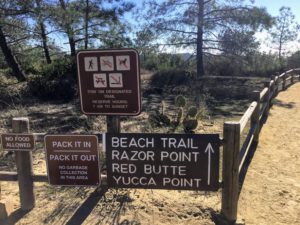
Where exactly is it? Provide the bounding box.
[0,26,26,81]
[196,0,205,78]
[59,0,76,57]
[40,22,52,64]
[84,0,89,49]
[68,36,76,57]
[36,0,51,64]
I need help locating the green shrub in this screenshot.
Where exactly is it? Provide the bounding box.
[147,95,200,133]
[27,57,77,101]
[175,95,186,107]
[187,106,198,117]
[182,119,198,132]
[148,112,171,127]
[150,69,194,88]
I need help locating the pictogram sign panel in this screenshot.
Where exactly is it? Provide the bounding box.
[77,49,141,115]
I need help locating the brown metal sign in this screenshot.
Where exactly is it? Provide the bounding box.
[77,49,141,115]
[45,135,100,186]
[1,133,35,151]
[105,133,220,191]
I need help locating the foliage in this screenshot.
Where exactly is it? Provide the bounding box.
[0,82,28,109]
[150,69,194,88]
[187,106,197,117]
[27,57,77,101]
[148,95,201,133]
[287,51,300,69]
[142,0,273,77]
[148,111,171,128]
[142,53,190,71]
[175,95,186,107]
[48,0,134,53]
[205,51,282,77]
[134,27,157,62]
[271,7,300,61]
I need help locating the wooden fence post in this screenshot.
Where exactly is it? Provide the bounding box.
[264,82,271,116]
[274,76,279,96]
[282,73,286,90]
[107,116,120,133]
[271,75,276,97]
[270,80,276,106]
[12,117,35,210]
[251,91,261,143]
[221,122,240,224]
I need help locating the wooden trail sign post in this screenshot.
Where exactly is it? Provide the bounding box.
[12,118,35,210]
[105,133,220,191]
[45,135,100,186]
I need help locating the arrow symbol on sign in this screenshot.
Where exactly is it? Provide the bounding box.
[205,142,214,185]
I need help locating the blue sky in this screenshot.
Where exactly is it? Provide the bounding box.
[54,0,300,53]
[253,0,300,22]
[252,0,300,53]
[127,0,300,54]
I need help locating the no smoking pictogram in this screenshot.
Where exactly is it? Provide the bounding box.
[109,73,123,88]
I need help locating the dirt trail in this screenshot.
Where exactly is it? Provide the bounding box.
[238,83,300,224]
[1,82,299,225]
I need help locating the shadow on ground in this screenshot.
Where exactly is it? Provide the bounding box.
[1,208,30,225]
[272,99,295,109]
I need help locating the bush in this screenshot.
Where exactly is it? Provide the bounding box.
[287,51,300,69]
[150,69,194,88]
[27,57,77,101]
[142,53,189,71]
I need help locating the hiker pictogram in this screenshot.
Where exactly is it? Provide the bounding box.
[84,57,98,71]
[116,55,130,71]
[109,73,123,87]
[89,60,94,69]
[93,74,107,88]
[100,56,114,71]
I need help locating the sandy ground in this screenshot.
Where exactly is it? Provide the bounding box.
[0,82,299,225]
[238,83,300,224]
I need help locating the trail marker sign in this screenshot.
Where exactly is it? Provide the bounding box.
[1,134,35,151]
[45,135,100,186]
[77,49,141,115]
[105,133,220,191]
